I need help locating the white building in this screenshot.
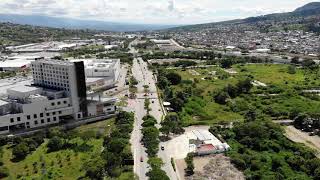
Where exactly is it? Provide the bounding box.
[31,60,87,119]
[0,59,117,135]
[0,85,75,134]
[72,59,120,83]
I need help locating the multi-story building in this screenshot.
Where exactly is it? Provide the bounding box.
[79,59,120,83]
[0,59,117,135]
[0,60,87,134]
[31,60,87,118]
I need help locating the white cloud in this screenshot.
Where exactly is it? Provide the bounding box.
[0,0,317,24]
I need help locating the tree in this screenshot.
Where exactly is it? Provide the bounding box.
[12,142,30,160]
[224,84,239,98]
[165,72,182,85]
[214,91,229,104]
[315,167,320,180]
[0,166,9,178]
[147,168,170,180]
[82,157,105,179]
[157,76,169,90]
[220,58,233,68]
[185,153,195,176]
[47,136,65,152]
[302,59,317,69]
[106,138,127,154]
[237,78,253,94]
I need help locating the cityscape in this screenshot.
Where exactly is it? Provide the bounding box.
[0,1,319,180]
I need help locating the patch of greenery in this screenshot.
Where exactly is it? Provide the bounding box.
[210,117,320,180]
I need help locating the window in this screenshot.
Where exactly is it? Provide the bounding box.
[17,117,21,121]
[34,120,38,125]
[34,114,37,119]
[10,118,14,123]
[47,118,51,123]
[59,111,62,114]
[46,113,50,116]
[53,112,56,115]
[27,115,30,120]
[63,101,67,104]
[57,101,61,105]
[53,117,57,121]
[26,122,30,125]
[40,113,43,118]
[41,119,44,124]
[51,102,55,106]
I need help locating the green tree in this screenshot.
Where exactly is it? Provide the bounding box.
[147,168,170,180]
[165,72,182,85]
[237,78,253,94]
[47,136,65,152]
[12,142,30,160]
[0,166,9,178]
[214,91,230,104]
[82,157,105,179]
[220,58,233,68]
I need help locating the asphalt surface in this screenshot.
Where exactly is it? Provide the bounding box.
[129,58,151,180]
[128,40,178,179]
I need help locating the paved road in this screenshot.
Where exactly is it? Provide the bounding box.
[128,39,178,179]
[129,58,150,180]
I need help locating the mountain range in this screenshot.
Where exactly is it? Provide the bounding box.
[0,2,319,32]
[168,2,320,32]
[0,14,177,32]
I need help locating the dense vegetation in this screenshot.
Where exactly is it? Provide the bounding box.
[99,111,135,179]
[156,59,320,126]
[0,22,94,46]
[142,115,160,157]
[0,119,115,179]
[210,117,320,179]
[0,112,135,179]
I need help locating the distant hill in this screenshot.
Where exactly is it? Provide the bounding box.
[0,14,177,32]
[0,22,95,46]
[168,2,320,32]
[294,2,320,12]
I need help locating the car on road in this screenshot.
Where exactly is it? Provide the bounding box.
[152,101,154,103]
[161,146,164,150]
[140,157,144,162]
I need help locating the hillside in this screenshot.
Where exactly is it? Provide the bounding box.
[0,22,95,46]
[168,2,320,33]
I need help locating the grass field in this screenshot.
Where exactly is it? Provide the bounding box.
[168,64,320,126]
[2,119,114,180]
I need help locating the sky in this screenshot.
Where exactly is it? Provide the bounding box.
[0,0,318,25]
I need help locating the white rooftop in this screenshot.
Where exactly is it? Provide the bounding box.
[0,99,9,106]
[0,59,34,68]
[9,85,41,93]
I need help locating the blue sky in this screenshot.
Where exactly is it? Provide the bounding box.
[0,0,317,24]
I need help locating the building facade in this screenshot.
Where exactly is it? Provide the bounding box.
[31,60,87,118]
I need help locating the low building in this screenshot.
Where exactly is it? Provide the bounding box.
[189,129,230,156]
[0,85,75,134]
[71,59,120,84]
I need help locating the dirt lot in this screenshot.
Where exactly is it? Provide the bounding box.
[166,126,209,159]
[184,155,244,180]
[285,126,320,158]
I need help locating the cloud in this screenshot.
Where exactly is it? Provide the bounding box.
[168,0,174,11]
[0,0,316,24]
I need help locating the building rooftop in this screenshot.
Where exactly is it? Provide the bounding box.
[8,85,41,93]
[32,59,74,66]
[0,99,9,106]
